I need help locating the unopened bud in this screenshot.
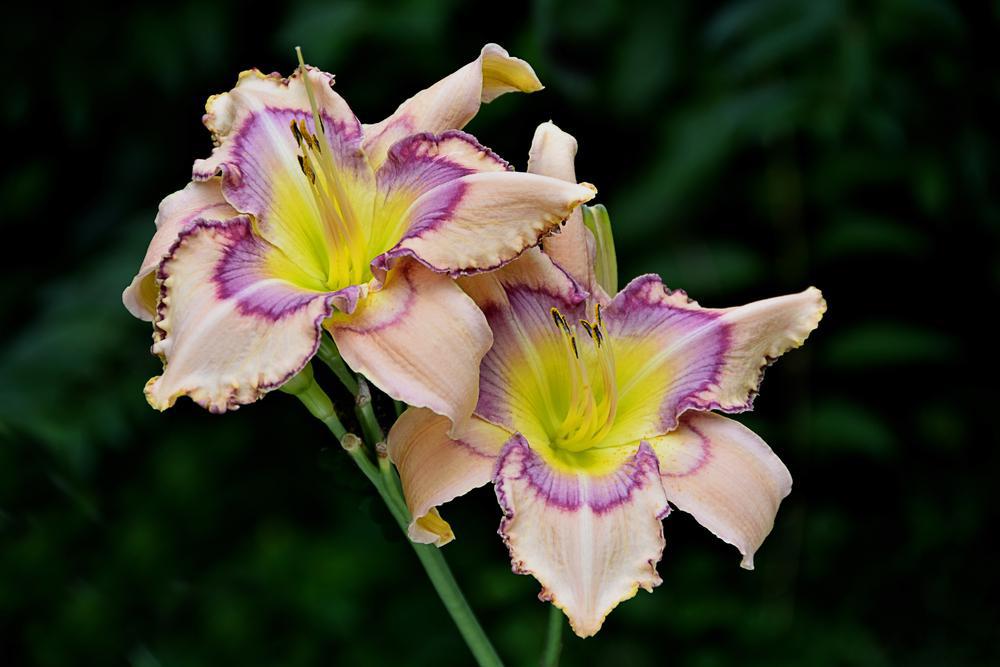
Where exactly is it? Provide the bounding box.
[582,204,618,296]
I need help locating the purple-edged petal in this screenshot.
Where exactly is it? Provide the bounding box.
[368,130,509,271]
[647,411,792,569]
[459,248,587,437]
[123,179,238,321]
[327,260,492,433]
[375,171,595,276]
[494,437,670,638]
[387,408,511,545]
[527,121,598,293]
[146,217,343,413]
[363,43,543,168]
[604,275,826,436]
[193,68,375,286]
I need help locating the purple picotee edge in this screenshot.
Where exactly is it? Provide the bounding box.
[493,435,667,516]
[152,217,341,413]
[492,435,671,583]
[605,274,751,430]
[473,281,588,427]
[194,106,365,213]
[199,66,338,141]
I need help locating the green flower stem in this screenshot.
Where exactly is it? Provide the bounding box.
[280,363,347,439]
[316,336,360,396]
[288,365,504,667]
[372,442,502,667]
[316,336,384,443]
[542,604,563,667]
[404,524,504,667]
[375,442,402,500]
[355,378,385,445]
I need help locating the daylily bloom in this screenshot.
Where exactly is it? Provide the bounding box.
[122,45,595,426]
[387,123,826,637]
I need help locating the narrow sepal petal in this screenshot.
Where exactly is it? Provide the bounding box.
[376,172,594,277]
[648,411,792,569]
[605,276,826,435]
[528,121,598,292]
[387,408,510,545]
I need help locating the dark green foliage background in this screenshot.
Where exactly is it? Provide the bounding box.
[2,1,998,665]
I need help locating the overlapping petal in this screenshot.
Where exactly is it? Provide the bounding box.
[387,408,511,545]
[368,130,508,273]
[377,170,595,276]
[363,44,543,168]
[192,68,375,291]
[646,411,792,569]
[127,45,581,418]
[327,260,492,432]
[605,275,826,436]
[527,121,598,293]
[145,217,345,413]
[124,179,238,321]
[494,437,669,638]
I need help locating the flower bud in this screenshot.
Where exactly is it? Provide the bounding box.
[581,204,618,296]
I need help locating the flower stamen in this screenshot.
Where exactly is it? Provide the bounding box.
[546,305,618,452]
[294,47,370,289]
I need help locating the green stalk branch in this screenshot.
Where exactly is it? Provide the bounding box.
[316,336,359,396]
[355,378,385,445]
[541,603,563,667]
[280,363,346,440]
[286,362,504,667]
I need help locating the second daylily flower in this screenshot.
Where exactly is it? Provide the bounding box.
[122,45,595,425]
[388,123,826,637]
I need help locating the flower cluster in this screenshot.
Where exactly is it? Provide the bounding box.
[125,44,824,639]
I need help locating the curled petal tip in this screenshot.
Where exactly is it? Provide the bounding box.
[480,43,543,98]
[143,376,173,412]
[388,409,509,548]
[412,508,456,546]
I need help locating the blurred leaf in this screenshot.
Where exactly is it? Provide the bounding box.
[0,219,154,471]
[823,322,958,368]
[805,398,897,459]
[818,213,930,260]
[275,1,367,66]
[707,0,840,82]
[638,242,765,298]
[614,83,800,237]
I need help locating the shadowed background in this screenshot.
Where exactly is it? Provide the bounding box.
[2,1,998,665]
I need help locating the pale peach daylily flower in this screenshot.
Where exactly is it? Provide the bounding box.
[122,46,594,426]
[388,123,826,637]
